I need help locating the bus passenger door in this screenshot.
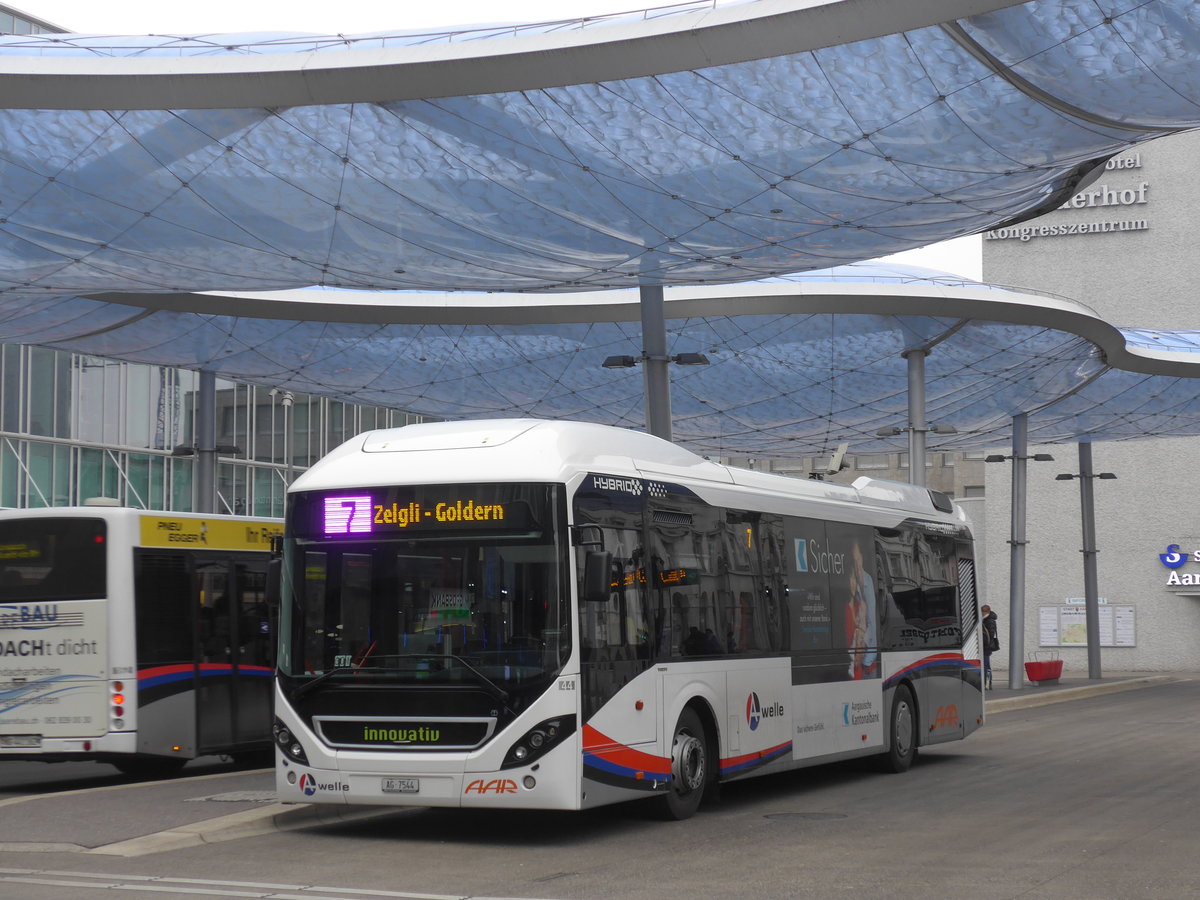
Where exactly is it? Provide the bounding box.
[196,558,273,753]
[231,560,272,745]
[195,562,236,752]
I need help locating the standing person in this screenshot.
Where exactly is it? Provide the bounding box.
[981,604,999,690]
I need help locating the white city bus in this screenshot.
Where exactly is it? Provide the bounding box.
[0,504,282,775]
[273,420,983,818]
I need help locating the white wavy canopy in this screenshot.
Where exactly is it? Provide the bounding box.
[6,263,1200,456]
[2,0,1200,455]
[0,0,1198,294]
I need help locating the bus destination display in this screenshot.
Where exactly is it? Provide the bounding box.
[314,489,538,538]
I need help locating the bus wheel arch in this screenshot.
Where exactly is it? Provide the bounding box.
[658,700,717,820]
[880,681,919,773]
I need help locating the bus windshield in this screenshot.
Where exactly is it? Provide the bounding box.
[278,483,570,694]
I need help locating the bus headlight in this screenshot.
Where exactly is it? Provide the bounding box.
[273,717,308,764]
[501,716,576,769]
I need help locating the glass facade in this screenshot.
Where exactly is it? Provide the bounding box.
[0,4,59,35]
[0,346,422,514]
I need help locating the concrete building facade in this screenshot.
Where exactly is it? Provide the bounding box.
[982,131,1200,674]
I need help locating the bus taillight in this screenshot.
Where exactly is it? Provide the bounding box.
[111,682,126,729]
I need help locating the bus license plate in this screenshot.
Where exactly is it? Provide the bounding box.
[381,777,419,794]
[0,734,42,748]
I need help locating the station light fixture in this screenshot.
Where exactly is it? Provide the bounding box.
[986,452,1054,463]
[876,424,957,437]
[601,355,639,369]
[601,352,710,369]
[171,443,243,456]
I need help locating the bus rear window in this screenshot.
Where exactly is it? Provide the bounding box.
[0,518,107,601]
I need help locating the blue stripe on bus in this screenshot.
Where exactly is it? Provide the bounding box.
[138,664,273,690]
[582,753,672,784]
[884,653,975,688]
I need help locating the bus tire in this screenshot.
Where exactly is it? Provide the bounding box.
[880,684,918,773]
[229,748,274,769]
[658,707,709,820]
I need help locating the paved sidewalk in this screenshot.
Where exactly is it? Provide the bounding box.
[983,669,1191,713]
[0,766,388,857]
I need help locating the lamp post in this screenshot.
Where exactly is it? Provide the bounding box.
[875,423,957,486]
[601,346,710,442]
[984,414,1054,690]
[1055,442,1116,680]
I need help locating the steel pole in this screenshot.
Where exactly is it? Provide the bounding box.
[1078,442,1103,679]
[903,348,928,486]
[639,283,672,441]
[282,391,294,488]
[1007,413,1028,690]
[195,370,216,514]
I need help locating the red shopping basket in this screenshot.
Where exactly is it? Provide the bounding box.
[1024,651,1063,685]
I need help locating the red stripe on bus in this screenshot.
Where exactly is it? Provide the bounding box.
[583,724,671,774]
[720,740,793,771]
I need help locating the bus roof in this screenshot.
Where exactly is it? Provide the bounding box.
[0,506,280,524]
[0,507,283,552]
[290,418,965,526]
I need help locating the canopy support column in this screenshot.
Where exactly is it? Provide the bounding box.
[1007,413,1029,690]
[195,369,217,514]
[640,283,672,442]
[903,348,928,486]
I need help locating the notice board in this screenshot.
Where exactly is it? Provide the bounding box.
[1038,604,1135,647]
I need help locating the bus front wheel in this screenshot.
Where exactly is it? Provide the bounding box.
[659,707,709,820]
[881,684,918,773]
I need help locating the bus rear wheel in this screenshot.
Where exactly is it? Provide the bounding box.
[880,684,918,773]
[659,707,709,820]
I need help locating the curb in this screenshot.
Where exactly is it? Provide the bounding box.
[88,802,394,858]
[984,675,1177,714]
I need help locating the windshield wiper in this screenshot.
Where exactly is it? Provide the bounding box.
[290,665,391,701]
[290,654,512,708]
[443,653,511,706]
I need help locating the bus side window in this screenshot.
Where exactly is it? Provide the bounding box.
[876,528,961,650]
[576,524,645,660]
[134,550,193,666]
[651,501,731,658]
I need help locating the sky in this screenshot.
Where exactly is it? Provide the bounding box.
[18,0,984,280]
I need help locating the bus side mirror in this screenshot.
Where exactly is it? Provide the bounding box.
[574,524,604,549]
[582,551,613,602]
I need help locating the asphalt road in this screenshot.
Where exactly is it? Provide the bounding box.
[1,678,1198,900]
